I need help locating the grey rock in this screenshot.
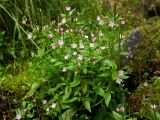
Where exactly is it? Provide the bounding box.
[126,28,143,59]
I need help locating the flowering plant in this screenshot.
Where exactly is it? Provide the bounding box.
[16,5,129,120]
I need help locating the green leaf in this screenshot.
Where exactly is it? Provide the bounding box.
[63,86,72,99]
[97,88,105,97]
[71,77,80,87]
[62,108,76,120]
[54,62,63,67]
[22,101,26,108]
[37,48,45,58]
[50,59,57,63]
[27,113,34,118]
[112,111,122,120]
[83,98,91,112]
[104,91,111,106]
[83,68,87,74]
[81,80,88,94]
[23,82,40,99]
[69,9,75,16]
[98,72,110,77]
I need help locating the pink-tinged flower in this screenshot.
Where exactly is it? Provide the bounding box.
[121,20,125,25]
[77,54,83,60]
[42,100,47,104]
[61,17,66,24]
[104,16,108,20]
[16,113,21,120]
[97,16,101,21]
[66,6,71,11]
[90,43,94,48]
[92,37,97,42]
[72,51,77,56]
[58,40,64,46]
[116,78,123,84]
[64,54,69,60]
[84,35,88,39]
[62,67,67,72]
[79,43,84,49]
[27,32,32,39]
[71,43,77,48]
[51,43,56,49]
[51,103,57,108]
[108,20,115,27]
[48,33,53,39]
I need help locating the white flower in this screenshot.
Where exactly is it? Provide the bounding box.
[72,51,77,56]
[116,106,125,113]
[58,40,64,46]
[74,18,78,22]
[118,70,124,76]
[51,103,57,108]
[66,6,71,11]
[42,100,47,104]
[90,43,94,48]
[79,43,84,49]
[61,17,66,24]
[150,104,157,109]
[42,25,49,30]
[71,43,77,48]
[84,35,88,39]
[78,63,81,67]
[91,32,94,37]
[22,19,27,25]
[48,33,53,39]
[16,113,21,120]
[62,67,67,72]
[99,31,103,36]
[116,78,123,84]
[143,82,148,87]
[99,20,104,25]
[27,32,32,39]
[97,16,101,21]
[78,54,83,60]
[64,54,69,60]
[46,108,49,112]
[101,46,105,50]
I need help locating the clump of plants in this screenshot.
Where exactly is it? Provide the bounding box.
[6,4,136,120]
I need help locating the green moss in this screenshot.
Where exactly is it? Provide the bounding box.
[128,17,160,84]
[128,80,160,114]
